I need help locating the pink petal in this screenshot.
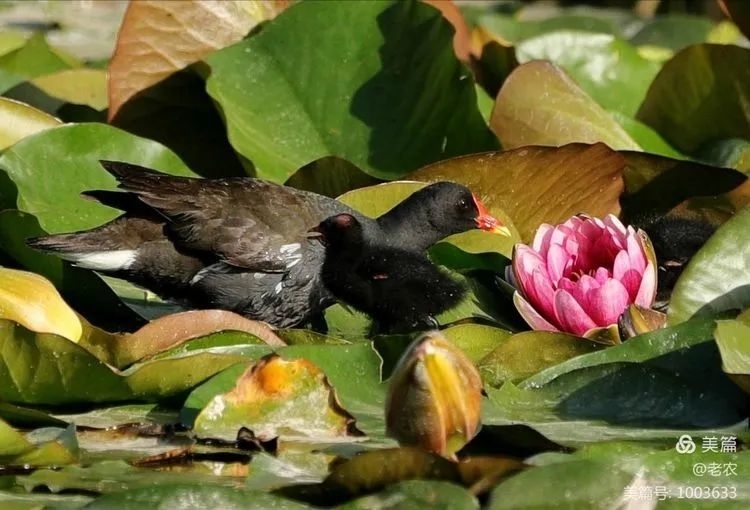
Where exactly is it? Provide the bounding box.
[546,243,571,283]
[513,292,560,332]
[626,232,646,273]
[635,261,657,308]
[618,268,642,302]
[584,278,630,326]
[513,245,557,320]
[594,267,611,284]
[612,250,631,281]
[603,214,627,237]
[558,274,599,306]
[529,268,557,320]
[532,224,554,253]
[553,289,598,336]
[512,245,545,288]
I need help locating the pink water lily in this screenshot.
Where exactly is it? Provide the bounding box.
[510,214,657,338]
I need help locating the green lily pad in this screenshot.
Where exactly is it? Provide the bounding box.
[338,480,480,510]
[489,442,750,509]
[0,122,195,233]
[205,0,497,182]
[0,319,251,405]
[630,14,717,51]
[481,315,748,445]
[491,60,640,150]
[669,204,750,325]
[0,96,61,151]
[86,484,307,509]
[636,44,750,155]
[0,420,78,467]
[477,331,602,388]
[714,318,750,394]
[608,111,683,159]
[280,343,387,438]
[477,10,633,44]
[515,31,661,116]
[193,355,357,441]
[0,32,78,80]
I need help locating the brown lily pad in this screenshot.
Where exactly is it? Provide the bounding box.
[409,143,625,242]
[108,0,290,120]
[80,309,285,368]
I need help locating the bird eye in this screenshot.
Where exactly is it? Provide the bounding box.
[456,198,470,211]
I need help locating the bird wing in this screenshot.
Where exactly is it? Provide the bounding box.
[99,161,336,272]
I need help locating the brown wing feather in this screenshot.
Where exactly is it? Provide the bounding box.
[99,161,336,271]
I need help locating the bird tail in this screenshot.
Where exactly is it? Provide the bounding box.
[26,216,160,272]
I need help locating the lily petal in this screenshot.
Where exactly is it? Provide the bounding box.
[553,289,597,336]
[513,292,559,332]
[532,223,555,253]
[585,278,630,326]
[634,261,657,308]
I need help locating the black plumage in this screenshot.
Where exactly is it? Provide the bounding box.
[313,213,466,334]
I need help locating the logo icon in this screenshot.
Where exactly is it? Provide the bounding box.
[675,434,696,454]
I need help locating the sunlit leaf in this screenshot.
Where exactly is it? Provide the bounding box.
[0,267,82,342]
[714,317,750,395]
[410,143,625,242]
[108,0,289,120]
[205,0,497,182]
[193,354,357,441]
[491,61,640,150]
[515,31,660,116]
[477,331,601,387]
[637,44,750,155]
[0,97,60,151]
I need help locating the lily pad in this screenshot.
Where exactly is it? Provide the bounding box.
[205,0,497,182]
[636,44,750,155]
[0,96,60,151]
[0,420,78,467]
[669,204,750,325]
[86,484,307,510]
[409,143,625,242]
[477,331,602,387]
[491,60,640,150]
[192,355,357,441]
[0,319,252,405]
[714,318,750,395]
[108,0,286,120]
[515,31,661,116]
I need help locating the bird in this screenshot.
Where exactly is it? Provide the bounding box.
[27,161,510,329]
[627,211,716,308]
[311,213,467,334]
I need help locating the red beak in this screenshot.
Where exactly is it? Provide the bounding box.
[472,194,511,236]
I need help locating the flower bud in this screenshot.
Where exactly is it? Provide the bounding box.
[385,331,482,459]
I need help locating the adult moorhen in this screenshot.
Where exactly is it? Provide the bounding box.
[28,161,509,328]
[311,213,466,334]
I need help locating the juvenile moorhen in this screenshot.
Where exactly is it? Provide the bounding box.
[312,213,466,334]
[28,161,509,328]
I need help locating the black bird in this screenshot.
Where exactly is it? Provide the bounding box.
[629,212,716,307]
[312,213,467,334]
[27,161,509,328]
